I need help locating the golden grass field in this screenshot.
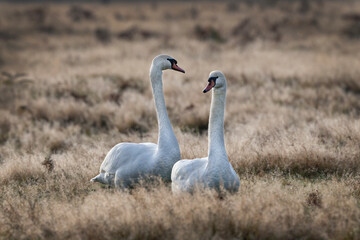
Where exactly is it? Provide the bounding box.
[0,1,360,239]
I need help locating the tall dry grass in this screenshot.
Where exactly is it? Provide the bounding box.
[0,1,360,239]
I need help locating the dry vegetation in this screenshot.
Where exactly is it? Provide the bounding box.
[0,0,360,239]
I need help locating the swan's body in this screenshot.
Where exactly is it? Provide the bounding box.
[91,54,185,188]
[171,71,240,193]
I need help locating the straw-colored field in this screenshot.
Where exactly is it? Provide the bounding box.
[0,1,360,239]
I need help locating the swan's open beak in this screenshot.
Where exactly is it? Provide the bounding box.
[203,79,216,93]
[171,63,185,73]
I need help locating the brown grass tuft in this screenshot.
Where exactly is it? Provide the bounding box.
[306,190,322,208]
[41,155,54,173]
[0,113,11,145]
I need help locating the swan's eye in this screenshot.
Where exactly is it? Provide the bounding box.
[208,76,218,82]
[167,58,177,65]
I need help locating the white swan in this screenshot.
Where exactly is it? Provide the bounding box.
[171,71,240,193]
[91,54,185,188]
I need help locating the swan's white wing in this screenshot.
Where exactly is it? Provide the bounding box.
[171,158,207,180]
[101,143,156,173]
[171,158,240,193]
[94,142,157,185]
[171,157,208,193]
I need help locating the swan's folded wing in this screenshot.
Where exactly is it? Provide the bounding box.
[100,142,157,174]
[171,158,207,181]
[171,158,208,193]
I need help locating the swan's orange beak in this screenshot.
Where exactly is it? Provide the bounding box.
[203,79,215,93]
[171,63,185,73]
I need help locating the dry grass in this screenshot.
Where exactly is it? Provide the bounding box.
[0,1,360,239]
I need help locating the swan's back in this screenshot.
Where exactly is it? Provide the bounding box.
[91,142,158,186]
[171,158,207,193]
[100,142,157,173]
[171,158,208,181]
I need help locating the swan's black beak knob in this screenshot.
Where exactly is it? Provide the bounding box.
[167,58,185,73]
[203,77,217,93]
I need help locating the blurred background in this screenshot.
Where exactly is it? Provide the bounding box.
[1,0,360,171]
[0,0,359,167]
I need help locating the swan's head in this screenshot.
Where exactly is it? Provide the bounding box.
[203,70,226,93]
[152,54,185,73]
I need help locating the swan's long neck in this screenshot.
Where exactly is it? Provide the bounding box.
[150,65,178,153]
[208,87,227,165]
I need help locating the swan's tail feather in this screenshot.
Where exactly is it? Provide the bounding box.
[90,174,104,183]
